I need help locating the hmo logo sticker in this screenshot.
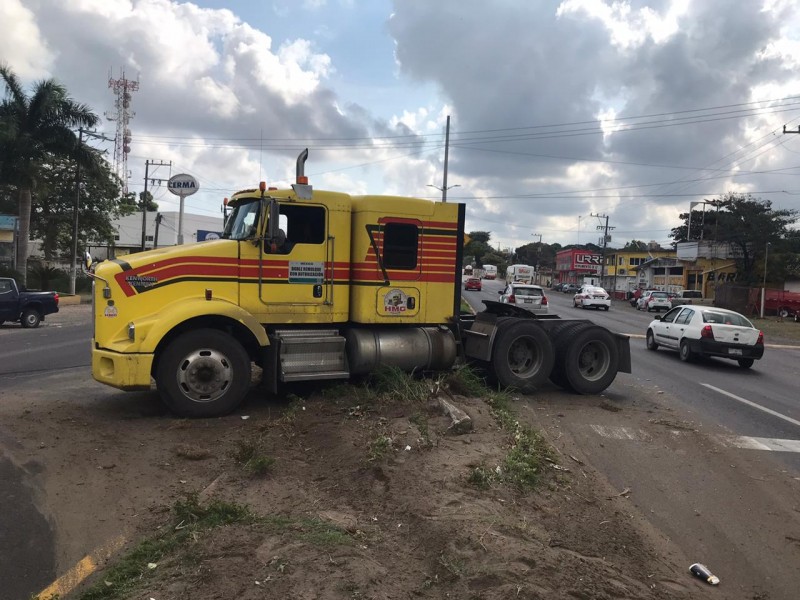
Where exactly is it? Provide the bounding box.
[383,289,408,313]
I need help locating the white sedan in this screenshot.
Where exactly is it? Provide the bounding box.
[498,283,548,315]
[646,305,764,368]
[573,285,611,310]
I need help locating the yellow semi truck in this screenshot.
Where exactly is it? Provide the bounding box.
[87,150,630,417]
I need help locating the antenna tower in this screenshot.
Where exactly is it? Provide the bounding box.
[106,69,139,195]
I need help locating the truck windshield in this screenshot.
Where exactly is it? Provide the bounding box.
[222,199,261,240]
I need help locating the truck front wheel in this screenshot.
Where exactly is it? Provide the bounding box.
[21,308,42,328]
[156,329,251,418]
[491,321,555,394]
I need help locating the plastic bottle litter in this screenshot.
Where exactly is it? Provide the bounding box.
[689,563,720,585]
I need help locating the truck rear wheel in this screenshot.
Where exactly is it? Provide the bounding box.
[550,323,619,394]
[156,328,251,418]
[491,321,555,394]
[21,308,42,328]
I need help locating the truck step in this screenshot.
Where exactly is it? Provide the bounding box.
[272,329,349,380]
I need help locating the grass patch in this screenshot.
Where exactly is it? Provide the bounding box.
[364,365,432,404]
[367,434,393,462]
[443,364,489,397]
[451,366,555,492]
[460,298,473,314]
[74,494,254,600]
[231,440,276,476]
[410,412,432,447]
[70,495,351,600]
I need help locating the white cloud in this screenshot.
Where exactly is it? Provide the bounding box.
[0,0,54,78]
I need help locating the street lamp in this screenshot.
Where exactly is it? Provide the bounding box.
[760,241,771,318]
[427,183,460,202]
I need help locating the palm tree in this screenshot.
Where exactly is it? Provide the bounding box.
[0,63,99,284]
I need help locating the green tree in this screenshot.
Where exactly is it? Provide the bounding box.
[464,231,492,266]
[671,193,799,285]
[622,240,649,251]
[0,63,100,283]
[30,153,123,260]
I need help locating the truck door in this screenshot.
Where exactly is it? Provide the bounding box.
[242,202,334,321]
[0,279,16,320]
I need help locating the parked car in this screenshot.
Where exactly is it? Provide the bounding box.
[637,290,671,312]
[551,282,566,292]
[646,306,764,368]
[573,285,611,310]
[630,288,654,307]
[669,289,703,308]
[498,283,548,314]
[0,277,60,328]
[464,277,482,291]
[562,283,582,294]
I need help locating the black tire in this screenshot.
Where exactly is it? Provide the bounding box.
[679,339,693,362]
[491,321,555,394]
[156,328,251,418]
[646,329,658,351]
[778,307,790,319]
[550,323,620,394]
[603,306,609,311]
[21,308,42,328]
[737,358,754,369]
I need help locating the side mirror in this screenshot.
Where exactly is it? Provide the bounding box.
[497,290,503,295]
[83,251,93,272]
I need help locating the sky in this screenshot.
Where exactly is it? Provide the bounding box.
[2,0,800,253]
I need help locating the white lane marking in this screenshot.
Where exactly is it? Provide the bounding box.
[590,425,649,440]
[590,425,800,453]
[701,383,800,429]
[713,435,800,452]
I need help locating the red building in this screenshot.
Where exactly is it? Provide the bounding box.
[555,248,603,284]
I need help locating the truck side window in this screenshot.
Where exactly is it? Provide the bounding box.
[382,222,418,270]
[0,280,11,294]
[280,204,326,246]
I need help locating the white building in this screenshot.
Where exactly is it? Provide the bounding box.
[90,211,224,259]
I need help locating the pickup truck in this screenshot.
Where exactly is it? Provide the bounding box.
[0,277,59,328]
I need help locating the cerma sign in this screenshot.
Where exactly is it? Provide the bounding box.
[167,173,199,196]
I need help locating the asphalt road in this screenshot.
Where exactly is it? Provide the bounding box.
[0,308,92,600]
[464,278,800,598]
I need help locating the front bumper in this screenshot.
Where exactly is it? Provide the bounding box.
[92,343,154,390]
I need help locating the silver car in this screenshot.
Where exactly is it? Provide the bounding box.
[499,283,548,314]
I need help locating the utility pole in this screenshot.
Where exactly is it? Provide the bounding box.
[532,234,542,283]
[428,116,455,202]
[153,213,163,248]
[591,213,614,288]
[441,115,451,202]
[140,159,171,252]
